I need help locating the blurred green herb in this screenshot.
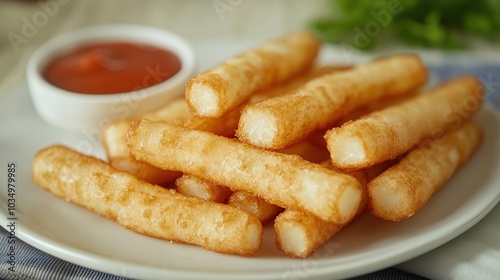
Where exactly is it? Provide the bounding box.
[309,0,500,50]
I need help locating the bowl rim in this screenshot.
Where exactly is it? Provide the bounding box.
[27,24,196,104]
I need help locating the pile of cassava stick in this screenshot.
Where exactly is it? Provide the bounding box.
[32,32,485,258]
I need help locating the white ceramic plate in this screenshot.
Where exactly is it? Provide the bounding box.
[1,44,500,280]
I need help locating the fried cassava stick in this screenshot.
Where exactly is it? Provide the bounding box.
[101,98,188,185]
[127,119,363,224]
[175,174,232,203]
[32,145,263,256]
[326,76,483,171]
[367,121,483,222]
[274,164,369,258]
[185,32,321,118]
[237,54,427,149]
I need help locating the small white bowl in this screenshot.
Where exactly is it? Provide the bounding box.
[27,24,196,132]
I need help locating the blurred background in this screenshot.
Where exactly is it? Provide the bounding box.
[1,0,499,97]
[0,0,324,96]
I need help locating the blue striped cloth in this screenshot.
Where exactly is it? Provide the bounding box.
[427,63,500,109]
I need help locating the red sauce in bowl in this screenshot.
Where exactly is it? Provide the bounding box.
[43,42,182,94]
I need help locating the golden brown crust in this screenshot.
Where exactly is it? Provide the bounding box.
[326,75,484,171]
[185,32,321,117]
[32,145,263,256]
[236,55,428,149]
[109,157,181,186]
[127,119,363,224]
[228,191,283,224]
[273,161,375,258]
[277,139,330,164]
[101,120,132,160]
[367,121,483,222]
[334,90,421,126]
[140,97,189,123]
[101,120,180,185]
[181,66,351,138]
[182,108,241,138]
[247,65,352,104]
[101,98,189,184]
[175,174,233,203]
[274,210,344,258]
